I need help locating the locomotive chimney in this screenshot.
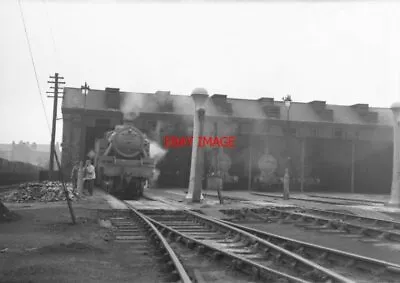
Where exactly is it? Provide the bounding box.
[123,118,135,126]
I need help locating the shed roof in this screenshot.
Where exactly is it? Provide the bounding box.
[62,87,393,127]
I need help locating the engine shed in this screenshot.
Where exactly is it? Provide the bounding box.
[61,86,394,194]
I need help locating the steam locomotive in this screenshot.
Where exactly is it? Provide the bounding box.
[93,121,155,199]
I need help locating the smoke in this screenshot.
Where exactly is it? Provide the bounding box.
[171,95,193,115]
[148,140,167,186]
[149,140,167,165]
[120,93,158,121]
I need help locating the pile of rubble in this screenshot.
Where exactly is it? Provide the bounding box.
[1,181,80,203]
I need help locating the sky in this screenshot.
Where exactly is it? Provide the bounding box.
[1,0,400,145]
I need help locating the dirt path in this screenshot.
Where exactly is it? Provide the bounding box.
[0,203,161,283]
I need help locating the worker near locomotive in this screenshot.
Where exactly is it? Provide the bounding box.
[83,159,96,196]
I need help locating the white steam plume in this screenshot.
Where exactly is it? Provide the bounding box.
[120,93,158,120]
[149,140,167,165]
[148,140,167,186]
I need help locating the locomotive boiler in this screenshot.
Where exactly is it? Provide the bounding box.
[93,121,155,199]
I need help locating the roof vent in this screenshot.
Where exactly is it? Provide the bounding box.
[155,91,171,96]
[154,91,174,113]
[309,100,327,112]
[211,94,227,101]
[214,102,233,115]
[211,94,232,115]
[262,105,280,118]
[157,100,174,113]
[105,88,120,109]
[351,103,378,123]
[351,103,369,112]
[308,100,333,121]
[258,97,275,104]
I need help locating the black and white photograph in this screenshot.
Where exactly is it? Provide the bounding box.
[1,0,400,282]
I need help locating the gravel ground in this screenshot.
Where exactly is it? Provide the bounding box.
[227,221,400,266]
[0,203,167,283]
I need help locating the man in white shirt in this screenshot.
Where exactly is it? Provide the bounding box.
[84,159,96,196]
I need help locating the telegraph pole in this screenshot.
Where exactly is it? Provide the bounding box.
[47,73,65,179]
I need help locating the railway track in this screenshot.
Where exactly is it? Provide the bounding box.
[306,194,385,205]
[104,209,192,283]
[296,207,400,230]
[224,207,400,243]
[138,208,359,283]
[225,208,400,242]
[250,192,383,206]
[137,192,400,282]
[217,216,400,283]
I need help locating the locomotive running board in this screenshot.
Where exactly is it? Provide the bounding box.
[98,156,155,167]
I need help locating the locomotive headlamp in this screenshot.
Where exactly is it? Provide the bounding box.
[191,88,209,108]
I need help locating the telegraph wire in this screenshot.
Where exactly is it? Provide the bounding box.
[18,0,52,134]
[17,0,75,224]
[42,0,60,72]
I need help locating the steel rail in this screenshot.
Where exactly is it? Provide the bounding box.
[123,202,193,283]
[183,209,354,282]
[303,207,400,229]
[235,207,400,242]
[202,192,247,201]
[203,191,400,230]
[251,192,377,206]
[141,208,355,283]
[306,194,385,205]
[217,218,400,280]
[146,214,311,283]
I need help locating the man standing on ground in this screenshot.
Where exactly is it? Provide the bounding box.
[84,159,96,196]
[77,161,84,195]
[70,161,79,192]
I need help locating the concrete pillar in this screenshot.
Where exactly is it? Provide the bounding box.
[247,135,253,191]
[300,138,306,193]
[186,88,209,202]
[283,168,290,200]
[192,109,206,202]
[350,140,355,194]
[186,110,199,200]
[387,102,400,207]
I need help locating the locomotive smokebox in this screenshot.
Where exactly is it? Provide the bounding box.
[95,122,155,199]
